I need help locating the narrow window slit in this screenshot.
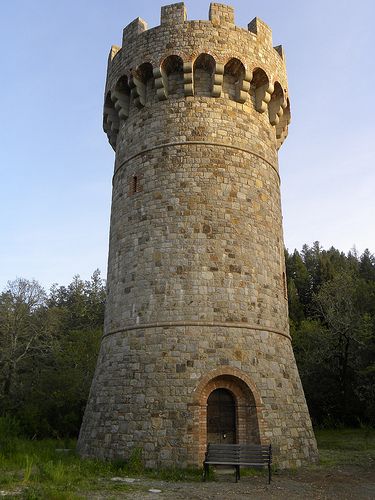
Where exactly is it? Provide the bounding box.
[132,175,138,194]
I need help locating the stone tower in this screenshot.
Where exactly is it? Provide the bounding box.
[78,2,318,468]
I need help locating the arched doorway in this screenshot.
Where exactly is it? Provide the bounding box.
[189,368,265,465]
[207,388,236,444]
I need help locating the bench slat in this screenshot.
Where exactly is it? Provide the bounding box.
[205,461,240,465]
[207,445,269,449]
[241,451,269,457]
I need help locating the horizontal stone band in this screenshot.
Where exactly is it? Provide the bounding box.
[113,141,280,182]
[103,320,291,340]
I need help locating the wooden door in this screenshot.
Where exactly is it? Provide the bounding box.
[207,388,236,444]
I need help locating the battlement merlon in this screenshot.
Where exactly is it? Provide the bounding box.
[106,45,122,94]
[122,17,148,46]
[209,3,234,25]
[108,45,121,65]
[273,45,286,62]
[248,17,273,47]
[161,2,187,25]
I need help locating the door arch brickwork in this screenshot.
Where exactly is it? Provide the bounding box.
[188,366,267,465]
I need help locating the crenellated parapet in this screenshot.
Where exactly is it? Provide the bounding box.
[103,2,291,152]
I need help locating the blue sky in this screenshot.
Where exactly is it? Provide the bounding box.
[1,0,374,290]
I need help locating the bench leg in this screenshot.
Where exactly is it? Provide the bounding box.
[203,463,208,481]
[268,463,271,484]
[235,465,240,482]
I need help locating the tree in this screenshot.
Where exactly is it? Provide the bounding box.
[301,241,323,294]
[291,319,338,424]
[288,244,375,426]
[0,272,105,437]
[313,272,372,421]
[48,270,106,331]
[0,278,53,405]
[285,249,311,317]
[359,249,375,282]
[287,278,305,326]
[22,271,105,436]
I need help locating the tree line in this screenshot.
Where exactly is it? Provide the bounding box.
[0,271,105,437]
[286,243,375,426]
[0,244,374,438]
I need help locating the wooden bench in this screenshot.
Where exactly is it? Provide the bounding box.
[203,443,272,483]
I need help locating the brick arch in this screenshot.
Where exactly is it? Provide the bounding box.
[189,367,267,465]
[192,366,263,407]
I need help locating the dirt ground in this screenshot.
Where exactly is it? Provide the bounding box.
[106,464,375,500]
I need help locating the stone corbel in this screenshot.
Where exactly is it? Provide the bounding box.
[153,67,168,101]
[104,106,119,149]
[183,62,193,96]
[104,107,119,134]
[276,103,291,149]
[269,95,287,126]
[236,70,252,103]
[255,82,273,113]
[212,63,224,97]
[130,74,146,108]
[111,91,129,120]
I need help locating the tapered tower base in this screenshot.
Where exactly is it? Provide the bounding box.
[78,325,318,468]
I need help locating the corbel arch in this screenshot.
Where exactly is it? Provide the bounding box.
[223,57,251,103]
[193,53,216,97]
[161,54,184,98]
[251,67,273,113]
[130,62,154,108]
[111,75,130,121]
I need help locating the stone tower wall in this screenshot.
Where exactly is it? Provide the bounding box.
[77,2,318,469]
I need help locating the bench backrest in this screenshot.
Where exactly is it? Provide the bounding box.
[205,443,239,462]
[239,444,271,464]
[205,443,271,464]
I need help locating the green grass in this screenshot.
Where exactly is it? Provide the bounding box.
[315,427,375,467]
[0,438,202,498]
[0,428,374,497]
[0,439,144,498]
[316,427,375,450]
